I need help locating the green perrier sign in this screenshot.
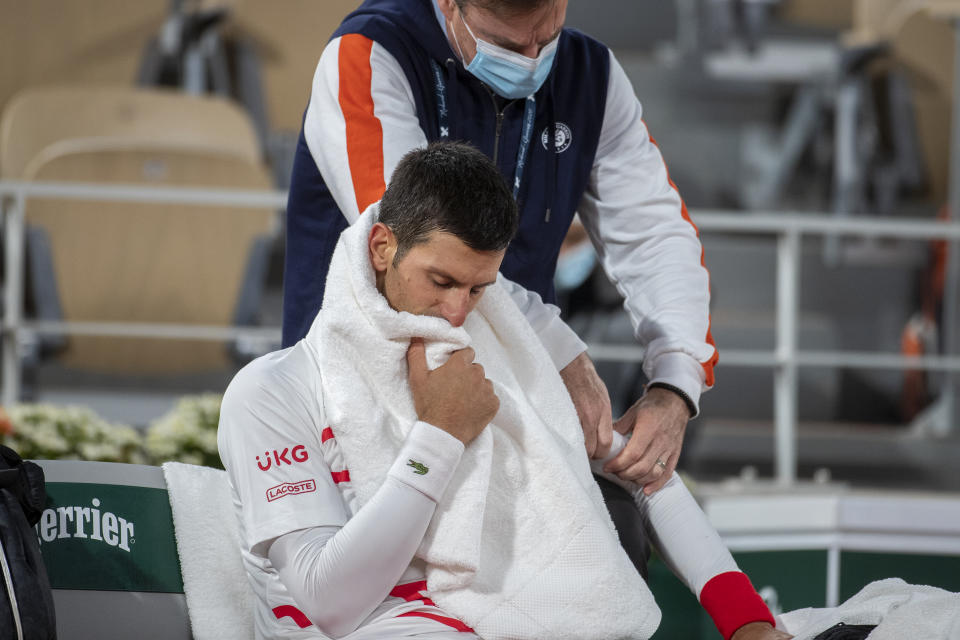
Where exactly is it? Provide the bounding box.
[36,482,184,593]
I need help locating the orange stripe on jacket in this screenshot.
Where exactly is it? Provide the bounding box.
[338,34,386,214]
[647,124,718,387]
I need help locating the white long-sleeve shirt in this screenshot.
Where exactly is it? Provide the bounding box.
[218,345,771,640]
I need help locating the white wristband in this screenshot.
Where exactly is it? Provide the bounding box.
[387,421,465,502]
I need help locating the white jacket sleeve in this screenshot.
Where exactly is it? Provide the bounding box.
[267,421,465,638]
[304,35,429,223]
[499,276,587,370]
[304,35,587,370]
[579,50,717,413]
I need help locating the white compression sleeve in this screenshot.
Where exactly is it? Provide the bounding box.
[268,421,464,638]
[591,432,738,597]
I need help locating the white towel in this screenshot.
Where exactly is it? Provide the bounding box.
[306,206,659,640]
[163,462,255,640]
[779,578,960,640]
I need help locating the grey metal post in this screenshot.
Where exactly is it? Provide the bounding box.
[775,228,801,485]
[183,44,205,95]
[675,0,699,61]
[751,86,822,209]
[826,78,863,265]
[942,18,960,433]
[2,191,25,407]
[826,543,841,607]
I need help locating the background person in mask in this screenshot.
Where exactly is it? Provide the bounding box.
[282,0,716,504]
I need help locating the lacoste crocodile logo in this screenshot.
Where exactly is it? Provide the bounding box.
[407,460,429,475]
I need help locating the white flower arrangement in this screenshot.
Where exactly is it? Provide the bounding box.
[145,393,223,469]
[1,404,147,464]
[1,395,224,468]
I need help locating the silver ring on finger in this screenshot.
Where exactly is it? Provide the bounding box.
[655,457,667,470]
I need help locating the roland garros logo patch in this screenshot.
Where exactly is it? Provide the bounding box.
[266,479,317,502]
[541,122,572,153]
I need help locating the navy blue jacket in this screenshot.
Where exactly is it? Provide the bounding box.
[282,0,610,347]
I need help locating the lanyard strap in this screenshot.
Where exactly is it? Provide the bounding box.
[431,59,536,200]
[512,97,536,199]
[431,60,450,139]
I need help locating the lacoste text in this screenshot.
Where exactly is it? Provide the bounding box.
[267,479,317,502]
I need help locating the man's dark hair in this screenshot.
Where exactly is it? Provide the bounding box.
[378,141,518,263]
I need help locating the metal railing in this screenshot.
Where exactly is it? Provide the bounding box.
[590,212,960,485]
[0,180,288,409]
[2,181,960,486]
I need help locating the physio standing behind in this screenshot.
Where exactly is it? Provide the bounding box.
[282,0,717,493]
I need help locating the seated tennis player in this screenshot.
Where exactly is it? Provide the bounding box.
[218,142,790,640]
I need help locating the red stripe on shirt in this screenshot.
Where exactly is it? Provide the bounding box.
[647,123,719,387]
[273,605,313,629]
[321,427,335,443]
[330,469,351,484]
[699,571,775,640]
[389,580,428,601]
[397,611,474,632]
[338,33,386,215]
[390,581,471,630]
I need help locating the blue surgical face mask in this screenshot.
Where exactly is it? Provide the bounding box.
[554,241,596,291]
[452,10,559,99]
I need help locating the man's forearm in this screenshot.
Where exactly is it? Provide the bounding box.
[269,479,434,637]
[592,433,775,639]
[593,448,737,595]
[268,421,464,637]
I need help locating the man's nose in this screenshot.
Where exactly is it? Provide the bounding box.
[440,290,471,327]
